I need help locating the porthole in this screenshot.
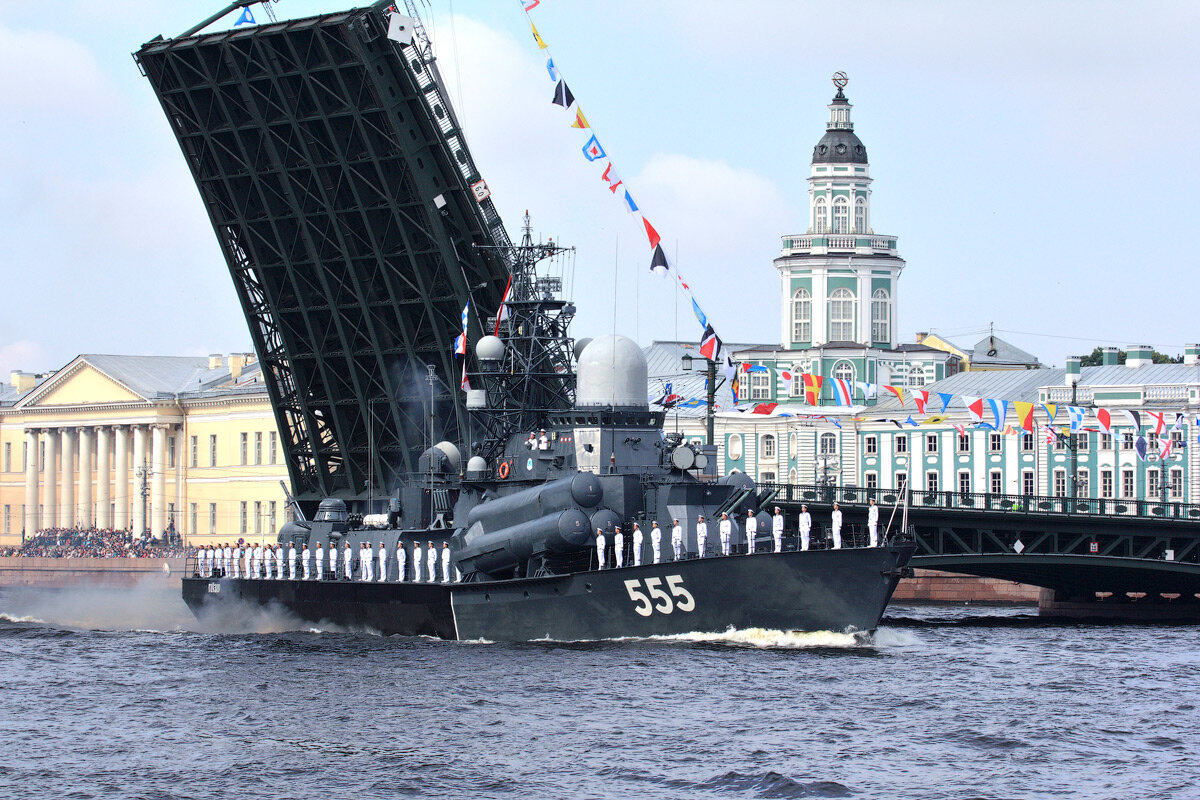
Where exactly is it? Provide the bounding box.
[835,143,847,154]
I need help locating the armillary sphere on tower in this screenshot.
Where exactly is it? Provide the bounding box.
[832,71,848,89]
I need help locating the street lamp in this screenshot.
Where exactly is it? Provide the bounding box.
[681,353,694,371]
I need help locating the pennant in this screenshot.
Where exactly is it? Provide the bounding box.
[780,370,794,396]
[827,416,842,429]
[677,398,706,409]
[1040,403,1058,422]
[953,423,966,436]
[937,392,953,413]
[922,415,950,426]
[622,190,639,214]
[530,21,549,49]
[602,163,622,192]
[905,416,920,428]
[460,362,471,392]
[649,244,670,277]
[856,381,878,401]
[1172,413,1186,433]
[962,396,984,424]
[832,378,853,406]
[914,389,929,415]
[570,108,590,129]
[581,135,605,161]
[1067,405,1087,433]
[1095,408,1115,437]
[552,80,575,109]
[545,57,559,82]
[699,325,721,361]
[642,217,661,249]
[752,403,779,415]
[987,399,1008,430]
[234,7,256,26]
[521,0,541,11]
[1122,410,1142,431]
[802,374,823,405]
[1147,411,1166,435]
[1012,401,1034,433]
[691,297,708,330]
[493,274,512,336]
[722,352,737,382]
[730,373,740,406]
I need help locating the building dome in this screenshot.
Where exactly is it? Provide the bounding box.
[811,129,868,164]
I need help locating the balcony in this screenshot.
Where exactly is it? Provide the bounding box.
[780,234,897,257]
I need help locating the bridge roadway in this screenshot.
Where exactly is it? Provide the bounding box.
[760,483,1200,617]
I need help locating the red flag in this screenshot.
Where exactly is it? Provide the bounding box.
[1147,411,1166,435]
[914,389,929,415]
[802,374,823,405]
[642,217,661,249]
[1096,408,1115,436]
[751,403,778,415]
[460,362,470,392]
[493,274,513,336]
[699,325,721,361]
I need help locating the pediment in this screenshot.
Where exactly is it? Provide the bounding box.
[18,361,144,407]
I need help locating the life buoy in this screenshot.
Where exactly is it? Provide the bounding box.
[497,461,510,479]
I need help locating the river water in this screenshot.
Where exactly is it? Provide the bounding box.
[0,582,1196,800]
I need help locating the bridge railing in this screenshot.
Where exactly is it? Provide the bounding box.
[763,484,1200,522]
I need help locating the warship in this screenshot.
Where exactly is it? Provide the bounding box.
[139,1,914,641]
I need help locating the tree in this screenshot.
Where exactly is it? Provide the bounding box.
[1078,347,1181,366]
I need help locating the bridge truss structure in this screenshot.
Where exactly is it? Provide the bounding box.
[135,2,518,508]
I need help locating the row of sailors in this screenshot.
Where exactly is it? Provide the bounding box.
[195,540,460,583]
[594,500,882,567]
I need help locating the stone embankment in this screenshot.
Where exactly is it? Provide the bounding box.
[892,568,1041,604]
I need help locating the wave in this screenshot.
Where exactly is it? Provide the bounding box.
[0,613,45,624]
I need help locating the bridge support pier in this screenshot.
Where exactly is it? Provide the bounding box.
[1039,588,1200,621]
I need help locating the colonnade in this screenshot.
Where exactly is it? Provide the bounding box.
[23,423,179,537]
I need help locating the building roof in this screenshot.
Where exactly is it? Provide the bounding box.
[871,368,1059,413]
[644,341,761,418]
[967,334,1041,367]
[82,355,226,399]
[812,90,867,165]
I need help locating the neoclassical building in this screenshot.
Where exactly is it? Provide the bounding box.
[0,354,290,547]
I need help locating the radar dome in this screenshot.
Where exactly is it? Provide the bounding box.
[476,335,504,361]
[465,455,488,478]
[573,337,593,361]
[575,334,648,409]
[434,441,462,471]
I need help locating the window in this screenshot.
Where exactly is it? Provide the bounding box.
[1148,433,1160,451]
[871,289,890,343]
[190,436,198,468]
[907,369,926,387]
[989,433,1002,452]
[895,434,908,454]
[832,197,849,233]
[251,432,260,465]
[792,289,812,343]
[1077,470,1090,497]
[926,471,939,493]
[254,501,262,535]
[1021,433,1034,452]
[958,471,972,495]
[1121,433,1134,451]
[1170,468,1183,499]
[1054,434,1066,451]
[833,361,855,385]
[829,288,855,341]
[239,501,248,534]
[1100,469,1114,499]
[896,472,908,492]
[750,372,770,400]
[209,503,217,535]
[1100,434,1113,450]
[1148,469,1160,498]
[759,471,775,484]
[761,435,776,458]
[1022,471,1035,496]
[854,197,867,233]
[925,434,938,454]
[3,505,8,535]
[22,442,27,471]
[189,503,197,536]
[3,442,9,473]
[1121,469,1134,498]
[813,198,828,233]
[167,436,176,469]
[865,435,878,455]
[865,473,878,489]
[989,470,1003,495]
[1054,469,1067,497]
[269,432,277,465]
[789,468,797,483]
[1172,430,1184,448]
[820,433,838,455]
[39,441,44,472]
[209,435,217,467]
[240,433,248,466]
[957,434,971,453]
[1073,433,1089,452]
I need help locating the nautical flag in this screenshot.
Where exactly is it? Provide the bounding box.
[905,416,920,428]
[650,244,669,277]
[802,373,823,405]
[655,382,682,408]
[914,389,929,415]
[453,303,469,355]
[730,373,740,405]
[856,381,877,401]
[1159,433,1173,460]
[1147,411,1166,435]
[1043,424,1057,445]
[884,385,905,406]
[987,398,1008,430]
[691,297,708,330]
[1135,435,1149,461]
[581,135,605,161]
[832,378,853,406]
[745,365,768,373]
[530,21,549,49]
[235,7,256,26]
[494,275,512,336]
[1067,405,1086,433]
[642,217,661,249]
[699,325,721,361]
[521,0,540,11]
[1095,408,1115,437]
[678,398,706,409]
[602,163,622,192]
[752,403,778,415]
[552,80,575,108]
[1040,402,1058,422]
[922,415,950,426]
[826,416,842,429]
[937,392,953,413]
[780,370,794,396]
[953,423,966,436]
[1012,401,1034,433]
[570,109,590,129]
[1172,413,1186,433]
[1123,410,1142,431]
[722,352,737,382]
[460,362,470,392]
[622,190,639,214]
[545,57,559,81]
[962,396,984,424]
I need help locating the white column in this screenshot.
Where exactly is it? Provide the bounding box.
[114,426,129,531]
[151,424,167,539]
[24,430,38,537]
[132,426,148,536]
[42,430,58,529]
[96,427,111,529]
[60,428,76,527]
[78,427,93,527]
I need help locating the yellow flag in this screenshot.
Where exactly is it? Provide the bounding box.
[570,109,590,129]
[531,21,549,49]
[921,415,949,426]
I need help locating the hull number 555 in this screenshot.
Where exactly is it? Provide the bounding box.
[624,575,695,617]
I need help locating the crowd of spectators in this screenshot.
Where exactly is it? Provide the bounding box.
[0,527,188,558]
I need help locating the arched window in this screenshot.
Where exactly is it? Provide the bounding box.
[813,198,827,233]
[792,288,811,343]
[871,288,890,344]
[854,197,867,233]
[727,434,743,462]
[819,432,837,455]
[832,197,849,234]
[829,288,855,341]
[833,360,854,384]
[761,435,776,459]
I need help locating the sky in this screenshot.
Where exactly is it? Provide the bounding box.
[2,0,1198,379]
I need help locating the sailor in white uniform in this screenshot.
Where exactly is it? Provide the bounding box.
[632,523,644,567]
[397,543,407,582]
[537,429,549,451]
[248,544,259,578]
[342,541,353,580]
[302,544,311,580]
[288,543,298,579]
[412,542,423,583]
[798,505,812,551]
[696,515,708,558]
[232,544,242,579]
[745,512,758,554]
[315,543,324,580]
[772,507,784,553]
[671,519,683,561]
[329,543,338,580]
[361,543,373,582]
[426,542,437,583]
[525,432,537,450]
[378,542,388,582]
[441,542,451,582]
[650,522,662,564]
[224,544,233,577]
[831,502,843,550]
[595,528,607,569]
[613,526,624,568]
[274,545,284,579]
[867,499,880,547]
[719,512,732,556]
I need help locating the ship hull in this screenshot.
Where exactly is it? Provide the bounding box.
[182,545,913,641]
